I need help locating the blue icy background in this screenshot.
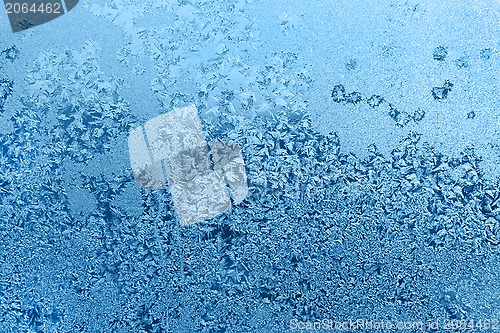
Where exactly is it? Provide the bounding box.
[1,0,500,332]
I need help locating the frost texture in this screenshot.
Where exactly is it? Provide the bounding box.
[332,84,426,127]
[3,92,500,332]
[24,42,135,162]
[1,1,500,332]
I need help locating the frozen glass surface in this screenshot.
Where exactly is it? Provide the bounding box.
[1,0,500,332]
[210,141,248,205]
[4,0,65,33]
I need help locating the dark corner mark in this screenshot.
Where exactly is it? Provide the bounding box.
[64,0,78,11]
[4,0,79,33]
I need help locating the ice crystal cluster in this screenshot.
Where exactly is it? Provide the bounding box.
[1,0,500,332]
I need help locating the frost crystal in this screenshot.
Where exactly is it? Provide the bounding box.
[1,0,500,332]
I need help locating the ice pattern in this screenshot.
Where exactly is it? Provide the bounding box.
[1,0,500,332]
